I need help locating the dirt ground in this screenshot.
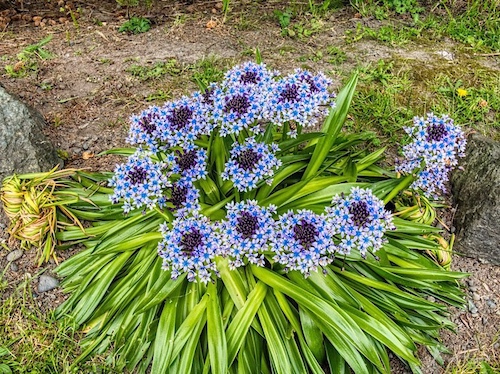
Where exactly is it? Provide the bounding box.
[0,0,499,373]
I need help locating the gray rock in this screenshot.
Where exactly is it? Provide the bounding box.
[0,83,63,182]
[6,249,23,262]
[451,134,500,265]
[37,274,59,293]
[10,262,18,272]
[467,300,476,312]
[486,299,497,309]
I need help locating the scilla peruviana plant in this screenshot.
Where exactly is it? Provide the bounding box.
[2,61,468,374]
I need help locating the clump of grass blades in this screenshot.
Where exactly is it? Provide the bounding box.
[0,268,117,373]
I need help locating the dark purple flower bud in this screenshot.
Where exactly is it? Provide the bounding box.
[167,106,193,130]
[279,84,300,103]
[139,112,158,135]
[236,211,259,239]
[236,149,263,170]
[426,123,447,142]
[224,94,251,117]
[171,184,188,210]
[127,166,147,185]
[180,228,203,253]
[240,71,259,84]
[293,219,319,250]
[349,201,370,227]
[176,149,198,172]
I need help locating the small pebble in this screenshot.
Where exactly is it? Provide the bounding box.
[473,293,481,301]
[470,307,478,314]
[482,317,488,325]
[471,312,479,318]
[427,296,436,303]
[6,249,23,262]
[436,50,454,61]
[37,275,59,293]
[486,299,497,309]
[469,286,478,292]
[468,300,476,311]
[10,262,18,272]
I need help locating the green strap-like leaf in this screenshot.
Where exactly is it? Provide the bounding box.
[168,293,209,366]
[152,287,181,373]
[226,281,267,365]
[207,282,228,374]
[274,291,325,374]
[176,313,207,374]
[302,73,358,180]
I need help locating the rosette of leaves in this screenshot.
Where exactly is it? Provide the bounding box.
[50,69,466,374]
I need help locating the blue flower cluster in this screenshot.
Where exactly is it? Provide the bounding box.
[127,95,211,151]
[325,187,394,257]
[219,200,276,269]
[271,210,335,277]
[166,181,200,218]
[263,69,334,135]
[222,137,282,192]
[212,83,266,136]
[167,144,207,186]
[109,151,170,213]
[158,216,222,283]
[395,113,466,198]
[223,61,277,88]
[115,63,334,213]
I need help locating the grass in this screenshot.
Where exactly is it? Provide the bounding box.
[348,0,500,52]
[437,0,500,52]
[444,333,500,374]
[0,265,117,373]
[126,58,181,81]
[4,35,54,78]
[125,55,231,103]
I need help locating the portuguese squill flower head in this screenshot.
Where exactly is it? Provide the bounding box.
[395,113,466,198]
[325,187,394,257]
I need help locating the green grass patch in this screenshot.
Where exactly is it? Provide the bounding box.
[119,16,151,34]
[348,22,426,46]
[188,56,228,88]
[126,58,181,81]
[438,0,500,52]
[348,0,500,52]
[0,270,117,373]
[4,35,53,78]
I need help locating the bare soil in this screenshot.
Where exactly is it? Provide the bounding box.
[0,0,499,372]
